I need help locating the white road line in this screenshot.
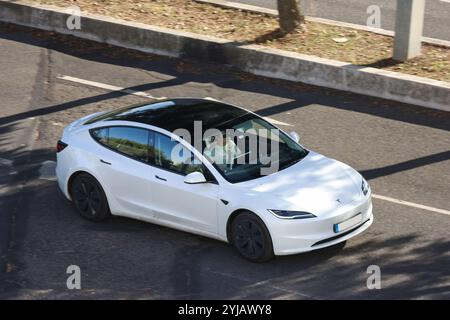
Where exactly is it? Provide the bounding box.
[0,158,13,166]
[38,160,57,181]
[263,117,292,127]
[57,75,167,100]
[59,75,292,126]
[0,157,18,176]
[56,75,450,217]
[372,194,450,216]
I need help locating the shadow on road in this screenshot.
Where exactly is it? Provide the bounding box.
[1,22,449,132]
[0,149,449,299]
[1,23,449,181]
[1,23,450,299]
[361,150,450,180]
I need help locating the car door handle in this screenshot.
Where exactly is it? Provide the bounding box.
[100,159,111,165]
[155,175,167,181]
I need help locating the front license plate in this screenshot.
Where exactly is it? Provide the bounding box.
[334,213,362,233]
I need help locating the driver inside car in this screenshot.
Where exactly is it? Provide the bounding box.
[203,133,242,168]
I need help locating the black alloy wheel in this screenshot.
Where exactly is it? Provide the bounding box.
[231,212,274,262]
[71,173,110,222]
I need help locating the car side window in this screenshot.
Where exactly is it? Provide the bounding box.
[91,127,109,145]
[91,126,151,163]
[153,132,204,176]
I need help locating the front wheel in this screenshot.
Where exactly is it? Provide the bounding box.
[70,173,110,222]
[231,212,274,262]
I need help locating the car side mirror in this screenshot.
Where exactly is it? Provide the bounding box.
[184,171,207,184]
[289,131,300,143]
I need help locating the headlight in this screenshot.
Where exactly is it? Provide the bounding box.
[361,178,370,196]
[268,209,316,219]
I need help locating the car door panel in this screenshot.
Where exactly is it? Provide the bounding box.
[149,131,220,234]
[151,167,219,233]
[89,126,156,220]
[94,147,156,219]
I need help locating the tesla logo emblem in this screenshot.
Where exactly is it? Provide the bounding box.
[336,199,342,204]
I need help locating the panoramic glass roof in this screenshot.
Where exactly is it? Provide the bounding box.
[86,98,249,134]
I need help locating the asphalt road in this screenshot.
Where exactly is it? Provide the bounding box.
[0,23,449,299]
[236,0,450,41]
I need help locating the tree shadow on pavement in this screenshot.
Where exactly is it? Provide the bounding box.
[1,24,450,299]
[360,150,450,180]
[356,58,402,69]
[1,22,449,132]
[1,148,449,300]
[230,28,289,45]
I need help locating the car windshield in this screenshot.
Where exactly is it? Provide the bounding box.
[201,114,309,183]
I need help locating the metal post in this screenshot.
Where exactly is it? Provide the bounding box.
[393,0,426,61]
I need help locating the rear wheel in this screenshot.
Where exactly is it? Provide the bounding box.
[70,173,110,222]
[231,212,274,262]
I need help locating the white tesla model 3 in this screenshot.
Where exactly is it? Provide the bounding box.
[56,98,373,262]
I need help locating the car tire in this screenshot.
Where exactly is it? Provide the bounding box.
[70,173,110,222]
[231,211,274,262]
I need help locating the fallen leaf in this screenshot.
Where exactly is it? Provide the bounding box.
[332,37,348,43]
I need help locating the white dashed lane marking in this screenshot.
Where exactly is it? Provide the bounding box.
[372,194,450,216]
[0,157,18,175]
[38,160,57,181]
[57,75,167,100]
[262,117,292,127]
[56,75,450,217]
[58,75,292,127]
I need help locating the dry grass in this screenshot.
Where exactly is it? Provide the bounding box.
[28,0,450,82]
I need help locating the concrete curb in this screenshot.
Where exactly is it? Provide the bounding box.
[1,1,449,112]
[195,0,450,48]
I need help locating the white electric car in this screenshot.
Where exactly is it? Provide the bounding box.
[56,98,373,262]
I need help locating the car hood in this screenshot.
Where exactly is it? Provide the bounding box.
[236,151,363,217]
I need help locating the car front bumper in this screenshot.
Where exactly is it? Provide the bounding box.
[269,196,373,255]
